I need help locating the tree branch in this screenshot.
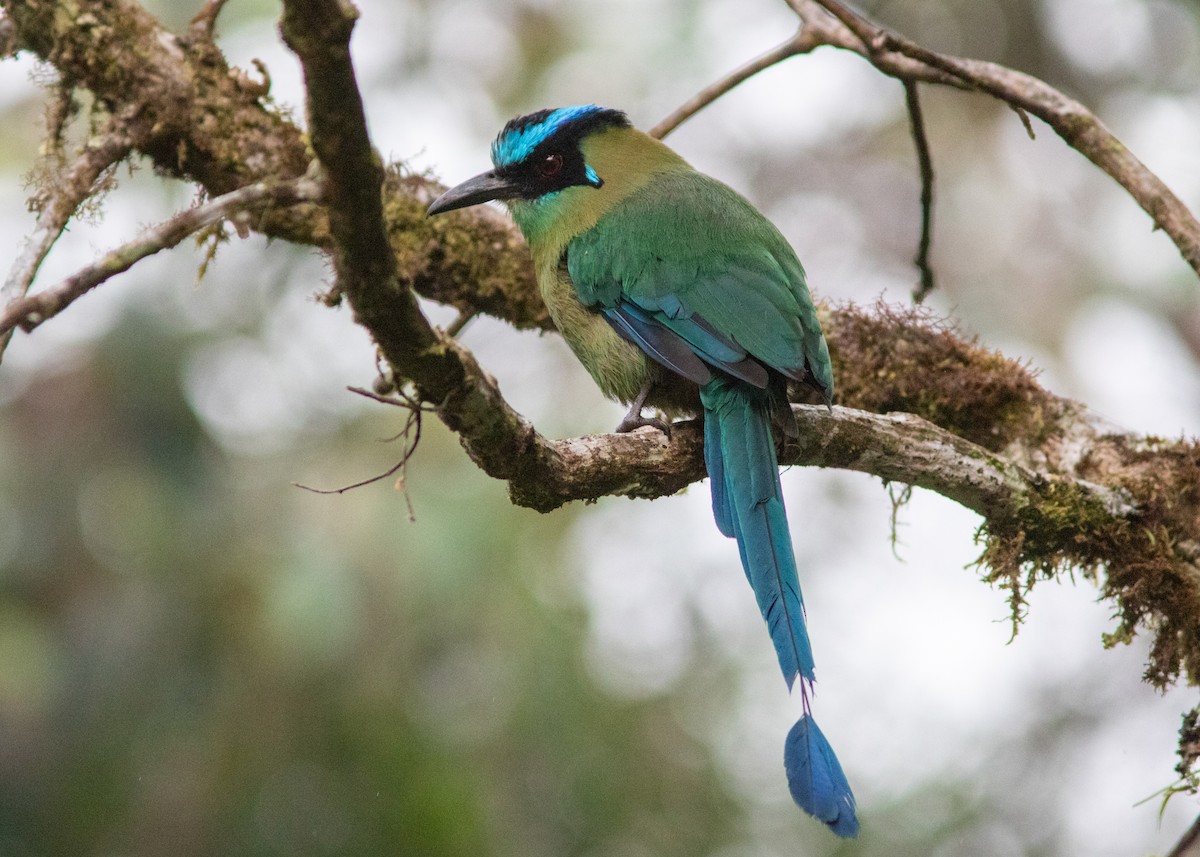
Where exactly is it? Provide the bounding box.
[0,113,133,358]
[512,404,1132,520]
[788,0,1200,279]
[0,178,322,339]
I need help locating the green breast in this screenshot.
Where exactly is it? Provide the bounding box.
[505,125,710,416]
[536,251,654,405]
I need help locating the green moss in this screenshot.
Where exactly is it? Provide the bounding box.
[826,301,1054,450]
[383,168,550,333]
[1178,708,1200,788]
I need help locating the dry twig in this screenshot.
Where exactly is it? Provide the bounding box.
[0,178,322,339]
[1,115,133,358]
[904,80,936,302]
[293,386,424,522]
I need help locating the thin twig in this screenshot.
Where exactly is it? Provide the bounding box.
[1,118,133,359]
[347,384,435,411]
[904,80,936,303]
[187,0,230,42]
[1011,104,1036,140]
[811,0,964,76]
[805,0,877,49]
[348,384,408,407]
[650,27,821,140]
[886,482,912,561]
[444,309,477,339]
[0,178,322,339]
[295,383,424,522]
[293,455,407,495]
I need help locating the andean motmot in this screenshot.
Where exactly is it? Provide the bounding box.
[428,105,858,837]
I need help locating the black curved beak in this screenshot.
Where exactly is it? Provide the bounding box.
[427,170,522,216]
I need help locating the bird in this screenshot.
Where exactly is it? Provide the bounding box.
[428,105,858,837]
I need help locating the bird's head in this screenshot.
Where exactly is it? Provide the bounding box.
[427,105,631,216]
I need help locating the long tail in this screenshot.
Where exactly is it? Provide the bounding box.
[700,377,813,686]
[701,377,858,838]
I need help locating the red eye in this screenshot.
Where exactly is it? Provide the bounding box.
[538,153,563,178]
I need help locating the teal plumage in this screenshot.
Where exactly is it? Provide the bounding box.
[701,376,813,685]
[568,170,832,401]
[428,105,857,838]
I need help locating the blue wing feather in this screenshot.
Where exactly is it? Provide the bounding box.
[602,305,712,385]
[586,285,770,388]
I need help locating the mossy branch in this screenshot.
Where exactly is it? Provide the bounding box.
[0,107,133,359]
[0,178,322,339]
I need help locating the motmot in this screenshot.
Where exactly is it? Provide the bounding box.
[428,105,858,837]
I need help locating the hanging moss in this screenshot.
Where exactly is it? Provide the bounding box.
[975,438,1200,714]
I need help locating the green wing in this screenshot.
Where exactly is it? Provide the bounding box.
[567,170,833,398]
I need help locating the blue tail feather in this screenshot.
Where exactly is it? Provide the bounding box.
[704,410,734,537]
[785,715,859,838]
[702,377,858,837]
[700,378,813,685]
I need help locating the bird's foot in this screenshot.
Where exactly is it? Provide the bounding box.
[616,379,671,437]
[615,409,672,438]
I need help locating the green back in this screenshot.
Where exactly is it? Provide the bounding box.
[566,170,833,397]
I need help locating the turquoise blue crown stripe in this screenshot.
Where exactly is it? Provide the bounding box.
[490,104,605,169]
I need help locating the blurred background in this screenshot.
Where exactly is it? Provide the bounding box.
[1,0,1198,854]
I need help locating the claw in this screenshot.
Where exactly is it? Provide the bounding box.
[615,378,671,438]
[616,411,672,437]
